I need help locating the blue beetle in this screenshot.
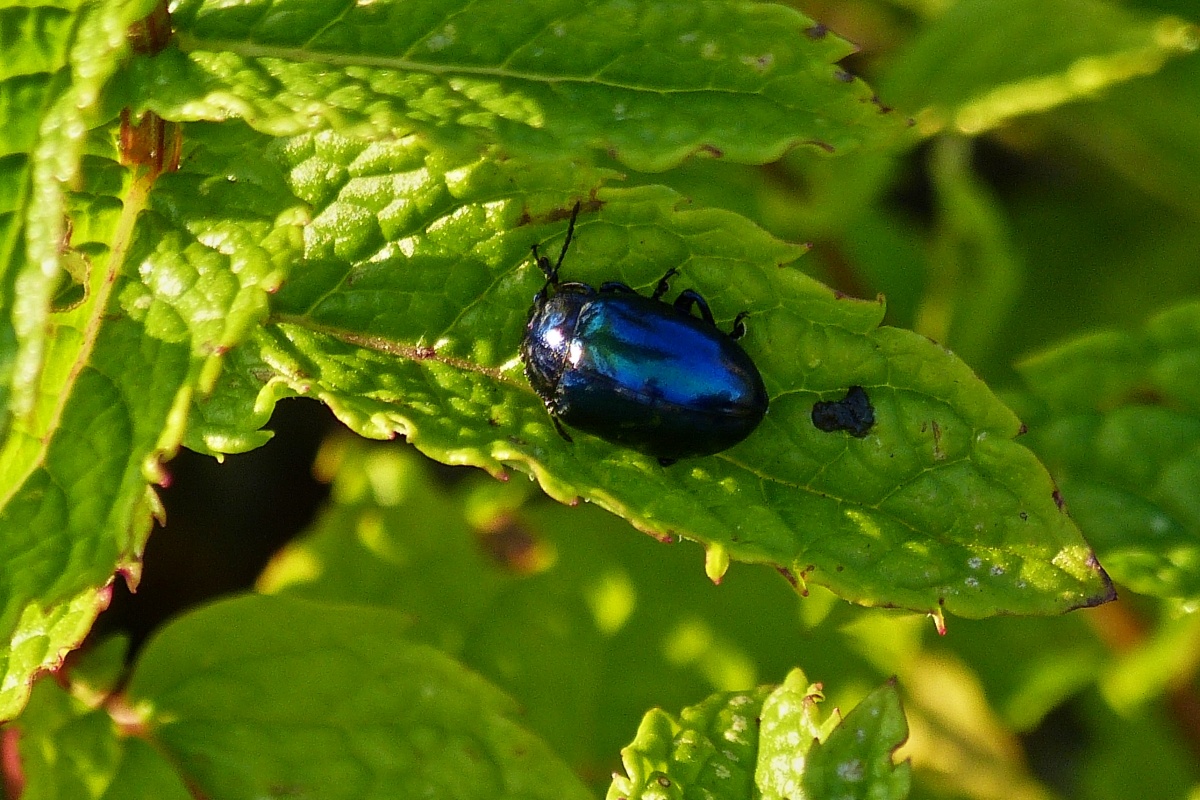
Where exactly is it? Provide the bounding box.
[520,203,768,465]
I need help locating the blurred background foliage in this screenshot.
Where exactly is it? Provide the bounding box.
[83,0,1200,798]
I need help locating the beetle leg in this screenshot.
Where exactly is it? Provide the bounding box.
[674,289,716,325]
[728,311,750,340]
[531,243,555,280]
[551,415,574,443]
[599,281,637,294]
[651,268,679,300]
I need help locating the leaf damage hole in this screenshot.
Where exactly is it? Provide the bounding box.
[811,386,875,437]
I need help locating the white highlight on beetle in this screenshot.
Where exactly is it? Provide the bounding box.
[567,340,584,367]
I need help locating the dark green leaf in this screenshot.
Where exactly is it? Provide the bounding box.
[882,0,1198,136]
[13,678,192,800]
[1016,300,1200,600]
[261,437,899,776]
[125,594,594,800]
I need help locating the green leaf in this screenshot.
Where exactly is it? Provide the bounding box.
[1,0,159,419]
[13,678,193,800]
[1015,300,1200,600]
[0,586,111,722]
[0,118,299,721]
[606,668,909,800]
[913,136,1022,373]
[100,739,196,800]
[1044,53,1200,218]
[124,593,594,800]
[882,0,1198,137]
[122,0,907,171]
[261,437,903,777]
[800,680,910,800]
[15,680,123,800]
[66,633,131,704]
[0,0,172,723]
[201,153,1111,619]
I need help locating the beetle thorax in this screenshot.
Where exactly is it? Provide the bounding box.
[521,285,592,399]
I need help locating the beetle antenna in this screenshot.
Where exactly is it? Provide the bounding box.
[532,201,582,296]
[552,201,582,279]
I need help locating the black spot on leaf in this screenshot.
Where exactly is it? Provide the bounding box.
[812,385,875,437]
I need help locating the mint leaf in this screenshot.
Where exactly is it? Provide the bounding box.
[1046,54,1200,216]
[1,3,302,722]
[1015,300,1200,600]
[0,0,170,723]
[13,594,592,798]
[882,0,1198,136]
[124,0,907,171]
[262,438,899,776]
[14,677,193,800]
[2,0,159,418]
[800,680,910,800]
[917,136,1022,372]
[206,167,1111,619]
[0,119,297,721]
[606,668,909,800]
[124,594,593,800]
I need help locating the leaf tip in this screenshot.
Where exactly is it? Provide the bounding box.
[929,603,947,636]
[117,561,142,593]
[1081,553,1118,609]
[704,544,730,584]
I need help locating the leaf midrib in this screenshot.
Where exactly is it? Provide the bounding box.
[0,171,152,509]
[175,33,778,96]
